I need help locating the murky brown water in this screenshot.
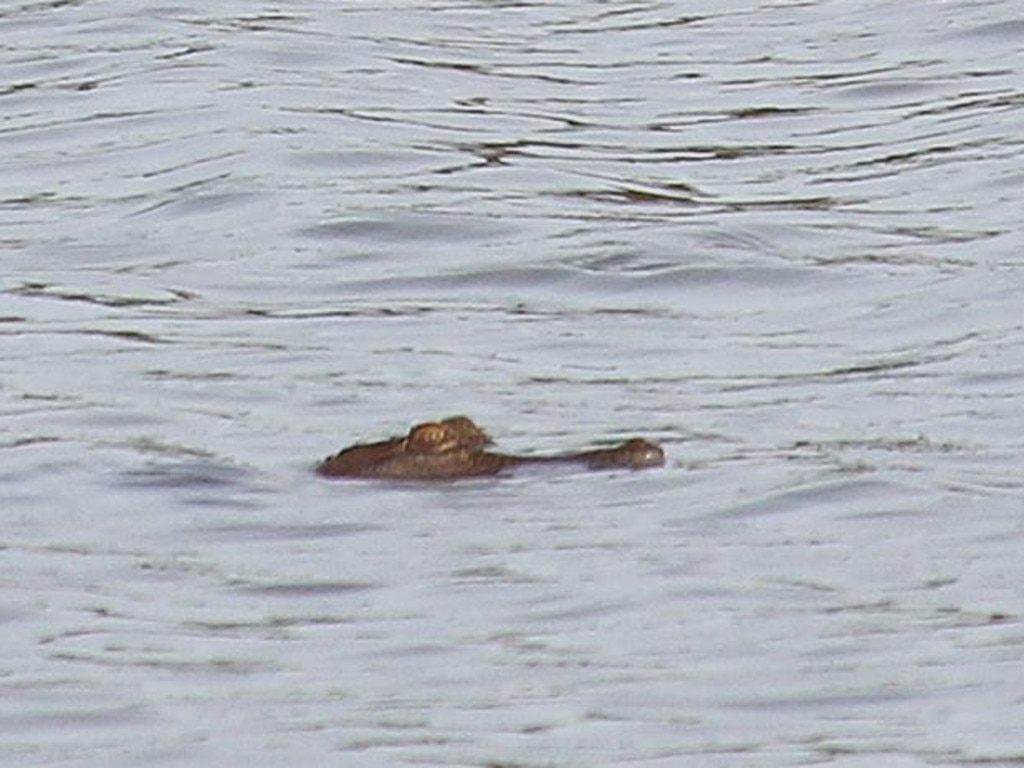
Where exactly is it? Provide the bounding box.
[2,1,1024,766]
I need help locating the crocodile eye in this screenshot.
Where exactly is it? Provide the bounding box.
[634,441,665,466]
[441,416,492,448]
[407,423,453,452]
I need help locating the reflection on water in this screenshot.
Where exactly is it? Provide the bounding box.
[2,0,1024,765]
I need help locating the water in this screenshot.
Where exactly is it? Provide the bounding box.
[2,0,1023,765]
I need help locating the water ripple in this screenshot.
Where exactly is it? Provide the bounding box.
[3,1,1024,765]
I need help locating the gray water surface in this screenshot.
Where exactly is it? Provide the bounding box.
[2,1,1024,766]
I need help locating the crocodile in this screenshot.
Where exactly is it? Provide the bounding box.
[316,416,664,481]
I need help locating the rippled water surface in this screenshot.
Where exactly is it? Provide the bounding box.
[3,1,1024,765]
